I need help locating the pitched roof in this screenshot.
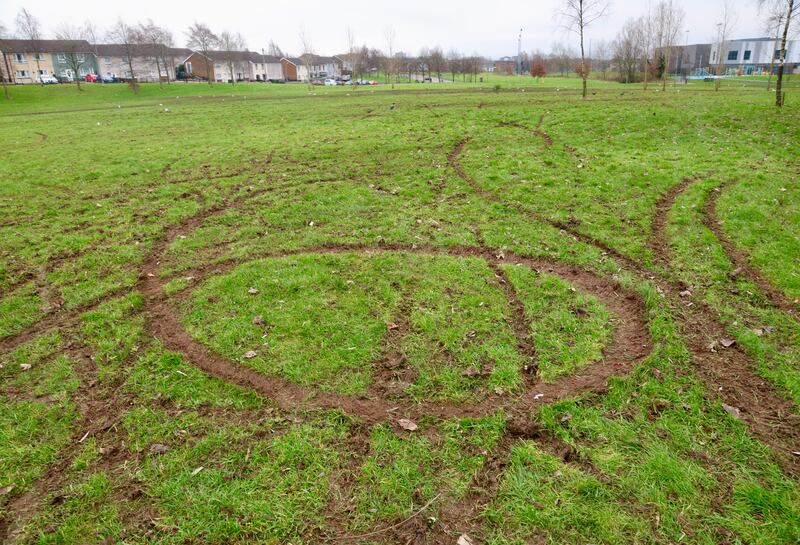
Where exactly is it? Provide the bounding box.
[93,43,186,58]
[191,50,282,64]
[0,39,93,53]
[282,55,341,66]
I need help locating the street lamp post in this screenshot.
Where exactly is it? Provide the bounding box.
[517,28,523,76]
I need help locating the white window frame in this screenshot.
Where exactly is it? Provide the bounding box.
[15,69,30,78]
[14,53,26,63]
[57,53,66,62]
[104,57,112,64]
[34,53,45,61]
[77,54,86,62]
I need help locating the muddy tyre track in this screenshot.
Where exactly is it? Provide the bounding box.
[453,138,800,474]
[704,183,800,320]
[647,177,800,474]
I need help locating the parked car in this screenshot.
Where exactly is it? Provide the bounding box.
[311,79,324,86]
[324,78,337,86]
[84,73,98,83]
[36,74,59,84]
[101,74,117,83]
[368,80,378,86]
[56,75,74,84]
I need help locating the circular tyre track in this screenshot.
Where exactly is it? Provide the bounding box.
[141,237,652,426]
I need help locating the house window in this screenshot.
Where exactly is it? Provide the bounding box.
[13,53,26,63]
[186,61,192,73]
[77,54,85,62]
[34,53,45,60]
[727,50,738,61]
[215,64,221,70]
[58,54,66,62]
[15,70,30,78]
[774,49,782,59]
[743,50,751,61]
[79,68,88,76]
[38,69,48,75]
[104,57,111,64]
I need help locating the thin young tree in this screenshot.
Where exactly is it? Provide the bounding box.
[219,31,246,84]
[714,0,737,91]
[759,0,797,107]
[385,26,397,87]
[82,21,104,84]
[267,40,284,57]
[558,0,610,98]
[298,27,315,89]
[652,0,686,91]
[613,17,645,83]
[15,8,44,85]
[0,21,10,98]
[765,8,785,91]
[140,20,166,88]
[639,6,655,90]
[186,23,218,85]
[108,20,141,92]
[55,25,90,90]
[447,49,461,82]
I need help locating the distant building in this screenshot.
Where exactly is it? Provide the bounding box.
[95,44,190,82]
[0,39,97,83]
[709,37,799,75]
[281,55,342,82]
[658,37,799,76]
[494,56,516,75]
[663,44,712,75]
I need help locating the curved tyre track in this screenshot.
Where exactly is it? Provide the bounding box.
[453,138,800,474]
[648,177,800,474]
[704,183,800,319]
[141,239,652,427]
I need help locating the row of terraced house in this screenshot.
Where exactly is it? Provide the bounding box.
[0,39,348,84]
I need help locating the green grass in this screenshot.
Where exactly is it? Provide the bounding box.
[1,80,798,544]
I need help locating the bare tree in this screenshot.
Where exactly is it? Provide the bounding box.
[429,46,445,82]
[713,1,738,91]
[614,17,646,83]
[186,22,218,85]
[219,31,246,84]
[55,25,90,90]
[108,20,141,92]
[157,28,176,84]
[385,26,397,87]
[267,40,284,57]
[15,8,44,85]
[140,20,167,88]
[447,49,462,82]
[639,7,655,89]
[82,21,104,84]
[0,21,10,98]
[759,0,797,107]
[764,7,785,91]
[559,0,610,98]
[298,27,315,89]
[594,39,611,80]
[652,0,686,91]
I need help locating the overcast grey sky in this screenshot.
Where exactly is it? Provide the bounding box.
[0,0,772,57]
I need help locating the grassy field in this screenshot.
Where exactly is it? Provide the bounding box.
[0,76,798,545]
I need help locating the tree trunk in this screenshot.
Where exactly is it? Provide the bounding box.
[775,0,793,108]
[580,23,587,98]
[662,50,669,91]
